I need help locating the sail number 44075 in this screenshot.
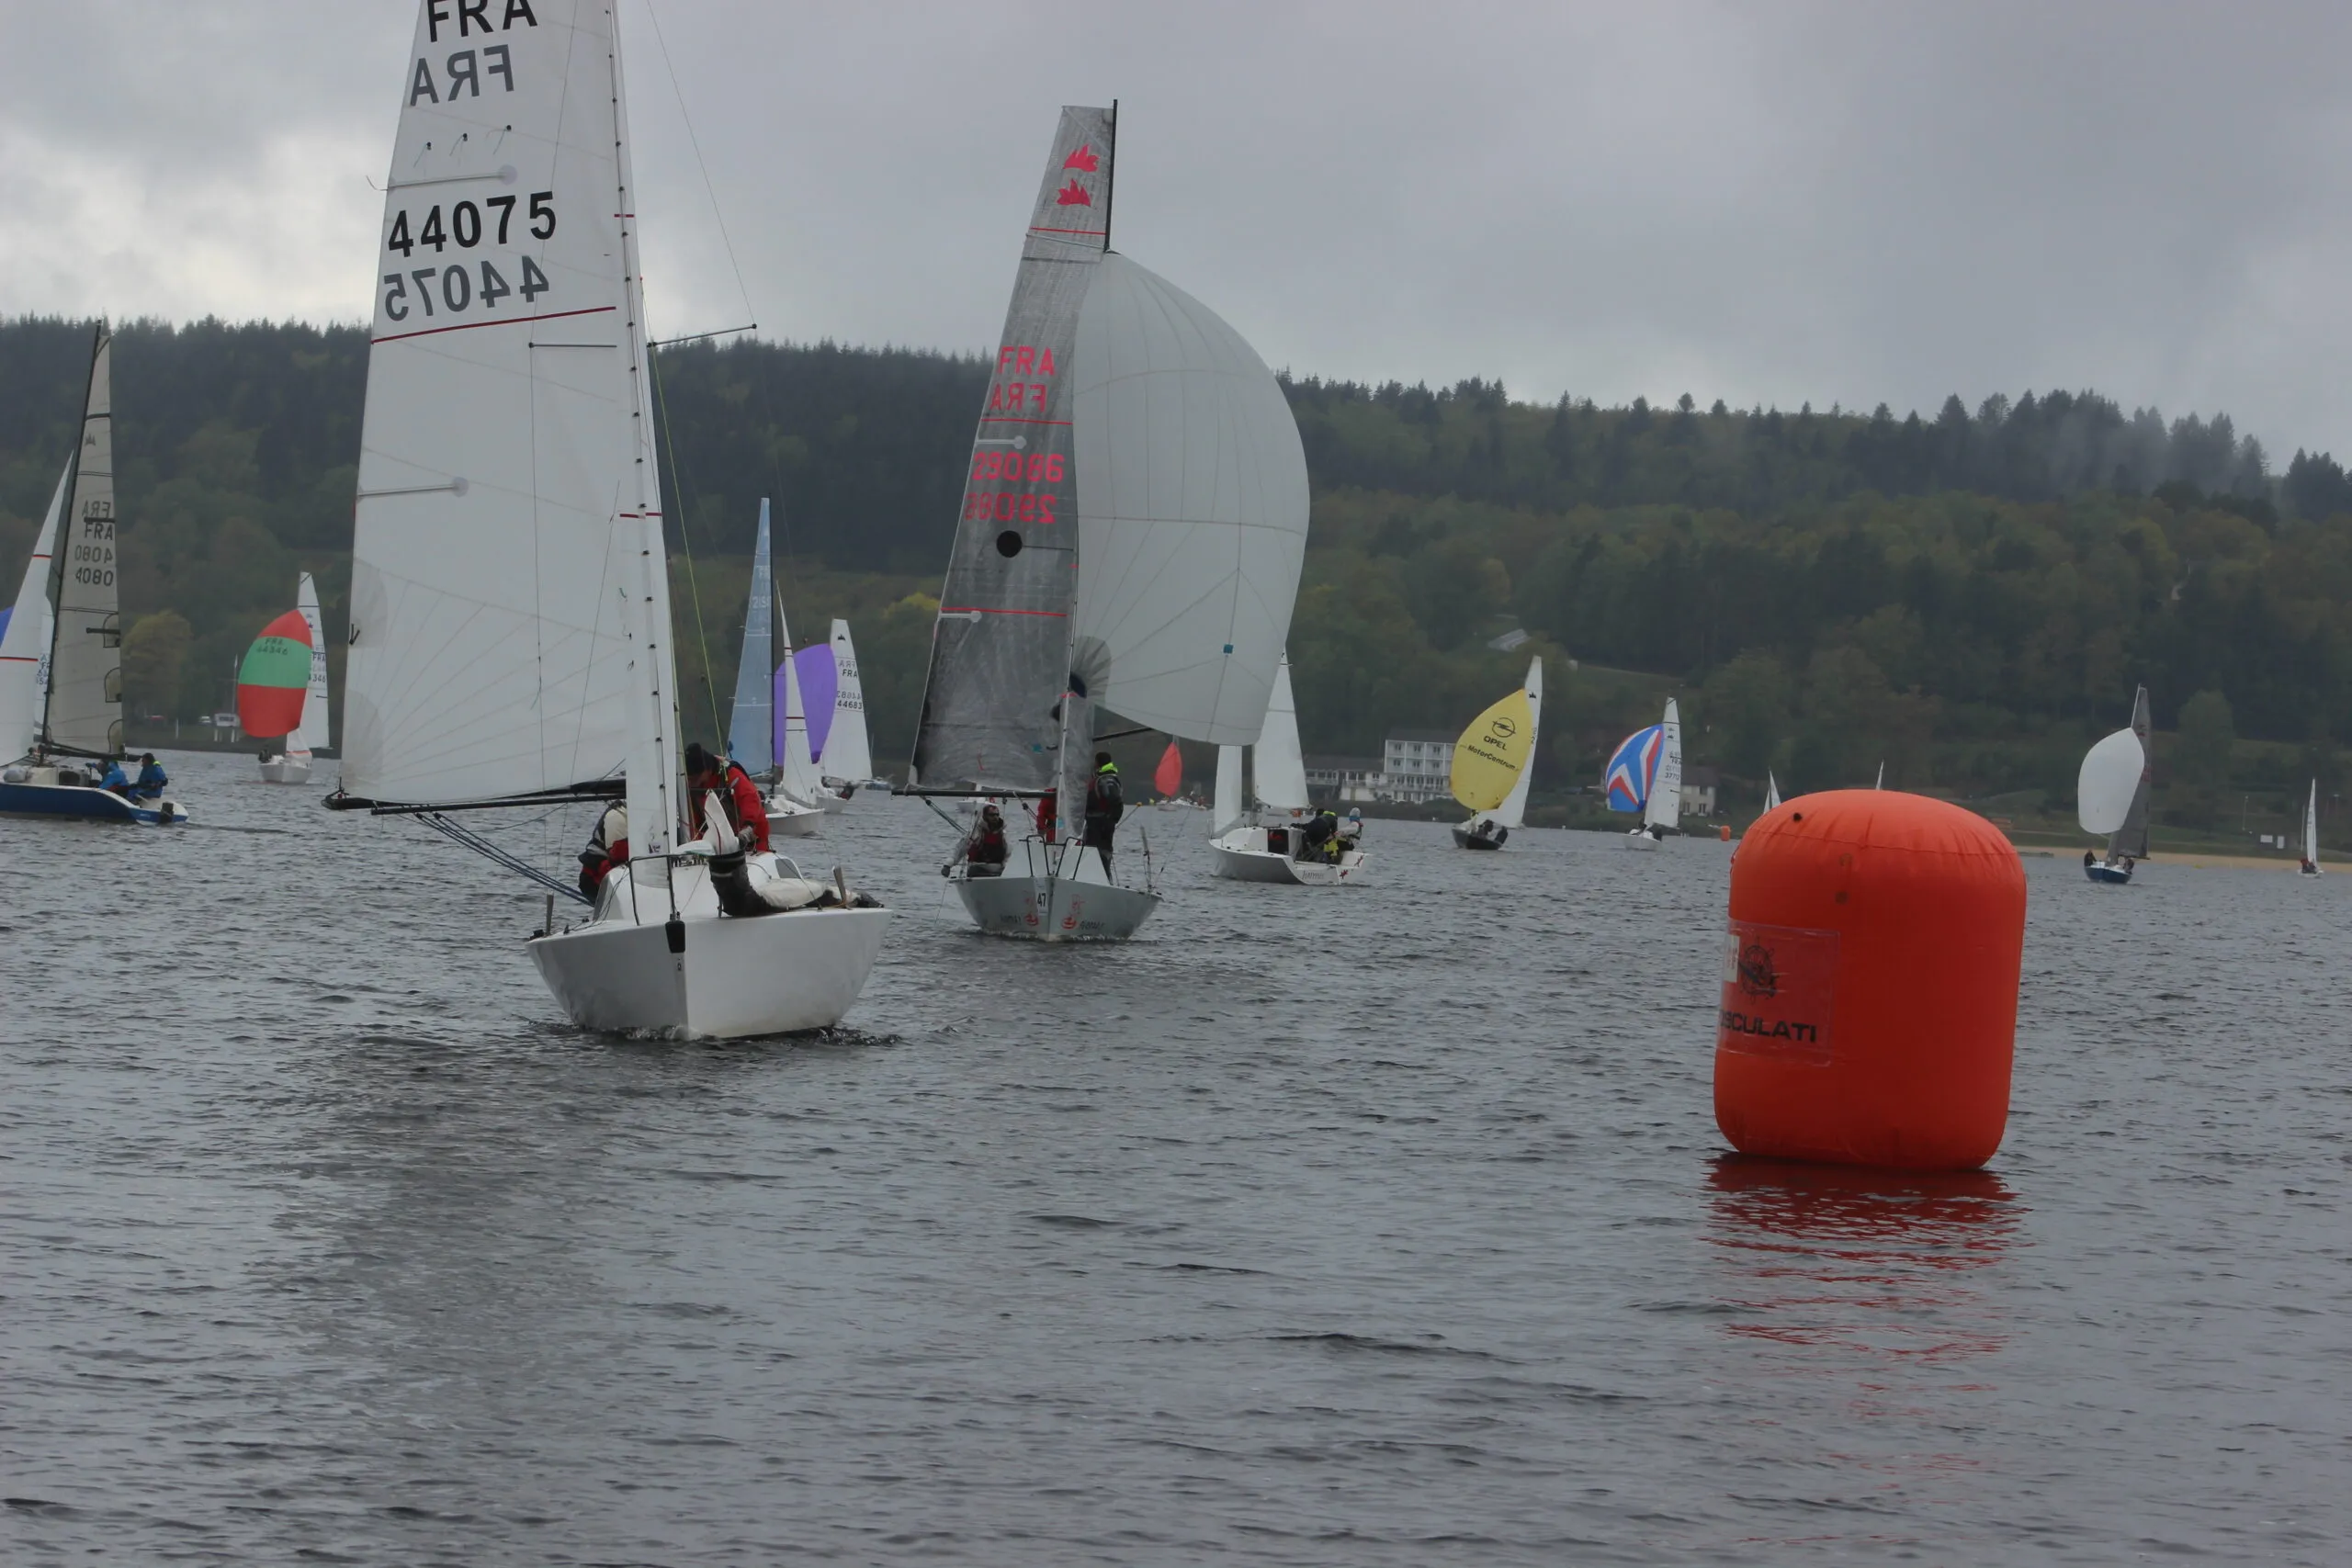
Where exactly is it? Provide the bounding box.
[381,193,558,323]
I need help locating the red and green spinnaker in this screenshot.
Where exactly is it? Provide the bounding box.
[236,609,313,738]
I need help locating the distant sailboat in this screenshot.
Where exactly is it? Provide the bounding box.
[1874,761,1884,790]
[730,502,821,838]
[248,572,331,784]
[1764,771,1781,812]
[0,327,187,825]
[907,105,1310,938]
[2077,685,2152,885]
[1607,696,1682,849]
[330,0,885,1036]
[1452,656,1541,850]
[1153,738,1182,799]
[808,619,871,806]
[2301,779,2323,876]
[1209,654,1364,885]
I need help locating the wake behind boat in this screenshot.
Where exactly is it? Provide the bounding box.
[0,326,187,826]
[905,104,1311,940]
[331,0,883,1036]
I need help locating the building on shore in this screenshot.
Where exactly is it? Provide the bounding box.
[1303,755,1384,802]
[1379,730,1458,804]
[1681,764,1718,818]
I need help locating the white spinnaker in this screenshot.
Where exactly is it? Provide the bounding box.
[1069,252,1309,745]
[824,619,873,783]
[1252,654,1309,812]
[1492,656,1543,830]
[0,462,67,760]
[1212,744,1244,835]
[1645,697,1683,830]
[775,600,825,803]
[345,0,650,811]
[2076,728,2144,834]
[284,571,329,759]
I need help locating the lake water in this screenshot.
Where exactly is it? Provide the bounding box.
[3,750,2344,1564]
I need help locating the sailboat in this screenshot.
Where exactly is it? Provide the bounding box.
[1209,654,1364,885]
[1452,656,1542,850]
[1606,697,1682,848]
[906,105,1310,940]
[329,0,886,1036]
[729,502,820,838]
[0,327,187,825]
[247,572,332,784]
[788,619,871,808]
[2076,684,2151,885]
[2300,779,2323,876]
[1764,771,1782,812]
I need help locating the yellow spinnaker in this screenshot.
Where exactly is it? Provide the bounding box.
[1450,687,1536,811]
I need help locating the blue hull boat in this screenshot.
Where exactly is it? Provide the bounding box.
[0,769,187,825]
[2085,861,2132,885]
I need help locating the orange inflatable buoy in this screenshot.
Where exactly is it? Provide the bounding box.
[1717,824,1732,841]
[1713,790,2025,1170]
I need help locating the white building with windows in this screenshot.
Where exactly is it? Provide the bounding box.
[1381,730,1457,804]
[1304,756,1385,803]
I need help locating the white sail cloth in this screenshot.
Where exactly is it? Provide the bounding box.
[1250,654,1309,811]
[1645,697,1684,830]
[823,620,873,783]
[49,333,119,756]
[344,0,672,827]
[2077,728,2144,835]
[1490,656,1543,830]
[1069,253,1310,746]
[284,571,330,758]
[0,463,67,761]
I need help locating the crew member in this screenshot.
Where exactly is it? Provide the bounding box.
[131,754,168,800]
[98,757,131,795]
[1300,807,1340,862]
[1339,807,1365,850]
[1082,751,1122,871]
[1035,788,1058,844]
[967,803,1009,875]
[685,742,771,853]
[578,800,628,898]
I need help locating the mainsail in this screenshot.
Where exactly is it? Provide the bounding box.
[0,465,66,761]
[1252,653,1309,812]
[2111,684,2152,860]
[1648,698,1684,830]
[292,571,330,756]
[1492,657,1544,829]
[344,0,679,861]
[48,330,120,756]
[729,501,775,769]
[910,106,1117,793]
[823,620,873,782]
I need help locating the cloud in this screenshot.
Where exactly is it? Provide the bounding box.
[6,1,2352,458]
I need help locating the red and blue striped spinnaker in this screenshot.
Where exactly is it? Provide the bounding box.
[1604,724,1664,812]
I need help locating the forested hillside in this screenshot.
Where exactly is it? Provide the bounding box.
[4,314,2349,833]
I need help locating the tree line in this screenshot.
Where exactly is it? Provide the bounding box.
[3,314,2346,831]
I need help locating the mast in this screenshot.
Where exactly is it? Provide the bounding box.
[610,6,680,865]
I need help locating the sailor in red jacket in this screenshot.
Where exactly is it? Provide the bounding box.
[685,742,771,854]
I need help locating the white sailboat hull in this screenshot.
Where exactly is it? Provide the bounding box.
[1209,826,1367,886]
[763,793,825,837]
[258,753,312,785]
[1622,826,1664,851]
[531,859,887,1037]
[816,786,853,814]
[955,871,1160,940]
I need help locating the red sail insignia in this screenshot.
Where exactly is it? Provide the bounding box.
[1062,143,1100,172]
[1055,179,1092,208]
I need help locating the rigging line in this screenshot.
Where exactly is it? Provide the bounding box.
[645,344,727,745]
[639,0,758,331]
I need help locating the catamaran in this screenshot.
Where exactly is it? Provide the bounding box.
[1607,696,1682,848]
[0,327,187,826]
[330,0,885,1036]
[1452,656,1542,850]
[2300,779,2323,876]
[1209,653,1364,885]
[905,104,1310,939]
[243,572,332,784]
[2077,685,2152,885]
[728,501,821,838]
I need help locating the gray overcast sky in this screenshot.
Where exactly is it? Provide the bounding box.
[4,2,2350,459]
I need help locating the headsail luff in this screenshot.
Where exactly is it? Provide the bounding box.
[345,0,676,837]
[2110,683,2153,861]
[0,464,67,761]
[729,501,775,771]
[47,329,120,756]
[909,105,1116,794]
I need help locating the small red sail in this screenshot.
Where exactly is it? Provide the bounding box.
[1154,739,1182,797]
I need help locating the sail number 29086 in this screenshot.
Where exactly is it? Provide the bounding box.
[380,192,557,323]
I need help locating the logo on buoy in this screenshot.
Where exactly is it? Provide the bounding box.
[1735,942,1778,998]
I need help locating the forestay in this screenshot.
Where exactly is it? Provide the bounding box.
[1069,252,1309,750]
[910,106,1116,793]
[48,332,120,756]
[345,0,676,855]
[1251,654,1309,811]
